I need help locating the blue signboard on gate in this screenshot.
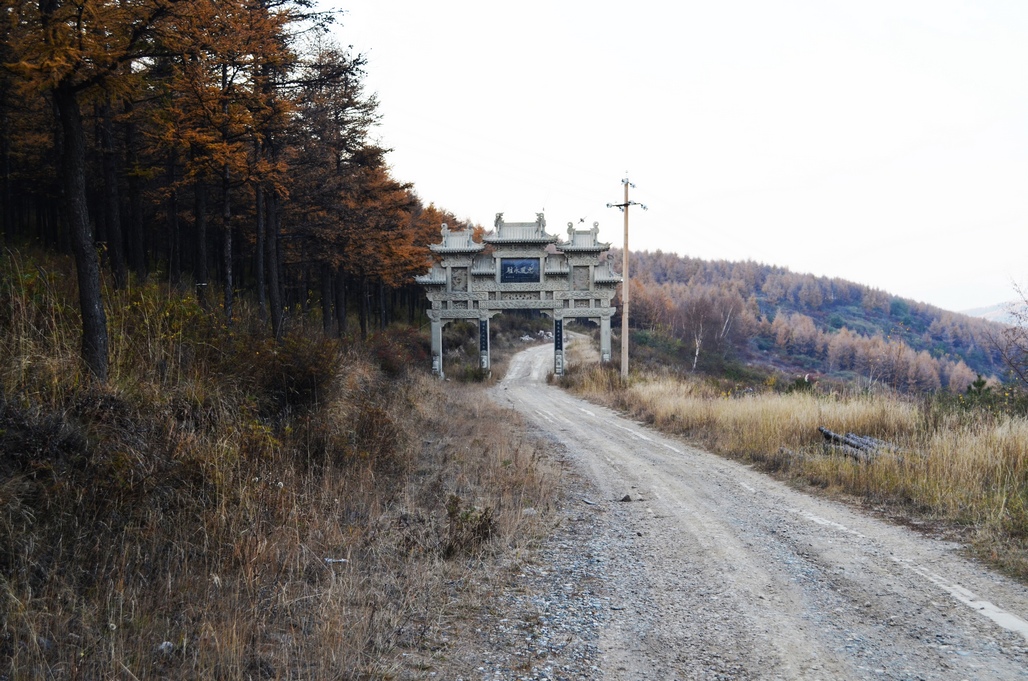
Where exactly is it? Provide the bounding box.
[500,258,540,283]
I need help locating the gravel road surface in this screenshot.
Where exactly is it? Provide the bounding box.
[467,342,1028,680]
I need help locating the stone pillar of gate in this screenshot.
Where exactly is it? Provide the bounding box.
[553,317,565,376]
[600,316,612,363]
[478,317,490,371]
[431,318,444,378]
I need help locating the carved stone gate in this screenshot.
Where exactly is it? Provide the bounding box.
[416,213,621,377]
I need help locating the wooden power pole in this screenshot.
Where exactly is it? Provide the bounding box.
[608,176,647,378]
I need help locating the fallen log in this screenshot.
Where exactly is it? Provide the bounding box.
[818,426,880,462]
[818,426,871,450]
[844,433,891,451]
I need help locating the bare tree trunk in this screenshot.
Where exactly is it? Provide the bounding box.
[407,286,416,325]
[124,101,146,280]
[334,269,347,338]
[193,169,208,306]
[37,196,50,247]
[91,179,107,255]
[320,264,333,334]
[1,93,9,246]
[265,188,283,339]
[254,180,267,321]
[220,64,233,323]
[54,85,108,381]
[358,276,368,339]
[98,100,127,289]
[302,263,311,313]
[48,97,71,253]
[222,162,233,323]
[167,150,180,285]
[692,324,703,372]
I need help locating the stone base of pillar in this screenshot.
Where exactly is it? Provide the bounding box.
[554,318,565,376]
[431,319,444,378]
[600,316,612,363]
[478,318,490,371]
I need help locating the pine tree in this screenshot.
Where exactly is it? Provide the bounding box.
[2,0,179,380]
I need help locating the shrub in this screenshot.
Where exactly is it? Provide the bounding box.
[443,493,495,557]
[210,330,342,415]
[370,327,431,377]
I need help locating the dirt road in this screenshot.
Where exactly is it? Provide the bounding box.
[490,342,1028,679]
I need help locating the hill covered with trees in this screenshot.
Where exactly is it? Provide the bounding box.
[626,250,1008,393]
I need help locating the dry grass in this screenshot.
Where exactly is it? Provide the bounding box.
[563,362,1028,580]
[0,248,558,679]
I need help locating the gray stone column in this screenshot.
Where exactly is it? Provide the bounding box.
[600,315,612,363]
[479,317,490,371]
[554,317,565,376]
[431,318,444,377]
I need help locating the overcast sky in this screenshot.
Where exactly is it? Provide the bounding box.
[325,0,1028,313]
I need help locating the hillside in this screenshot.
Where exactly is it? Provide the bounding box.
[963,302,1022,325]
[625,250,1011,392]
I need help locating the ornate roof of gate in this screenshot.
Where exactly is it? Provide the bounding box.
[429,223,485,253]
[558,221,612,253]
[483,212,558,244]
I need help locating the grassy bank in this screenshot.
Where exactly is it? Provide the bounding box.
[561,361,1028,580]
[0,249,557,679]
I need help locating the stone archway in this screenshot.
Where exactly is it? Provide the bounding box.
[416,213,620,378]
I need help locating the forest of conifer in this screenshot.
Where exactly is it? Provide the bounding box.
[626,250,1009,393]
[0,0,468,379]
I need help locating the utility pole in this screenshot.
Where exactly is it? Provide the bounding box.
[607,176,647,378]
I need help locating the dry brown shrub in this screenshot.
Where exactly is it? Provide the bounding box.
[0,249,558,678]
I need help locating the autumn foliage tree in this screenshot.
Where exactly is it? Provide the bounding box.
[2,0,182,380]
[1,0,464,376]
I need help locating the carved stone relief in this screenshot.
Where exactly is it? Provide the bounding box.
[573,266,590,290]
[450,267,468,292]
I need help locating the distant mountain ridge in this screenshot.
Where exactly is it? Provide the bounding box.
[962,302,1019,325]
[624,250,1011,391]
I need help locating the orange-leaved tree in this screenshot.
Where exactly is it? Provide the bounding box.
[285,42,382,336]
[2,0,181,380]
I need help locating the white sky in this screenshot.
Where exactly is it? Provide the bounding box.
[325,0,1028,313]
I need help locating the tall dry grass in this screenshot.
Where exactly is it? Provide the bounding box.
[564,363,1028,578]
[0,248,557,679]
[629,378,920,457]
